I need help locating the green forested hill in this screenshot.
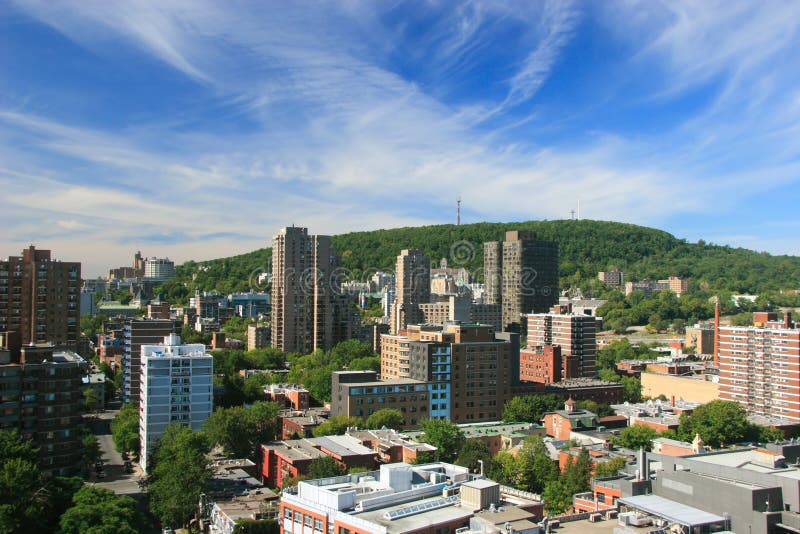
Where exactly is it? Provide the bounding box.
[162,219,800,298]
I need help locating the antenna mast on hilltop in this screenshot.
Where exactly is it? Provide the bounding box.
[457,196,462,225]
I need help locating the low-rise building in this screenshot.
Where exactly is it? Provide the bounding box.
[280,462,544,534]
[265,384,310,411]
[200,458,279,534]
[346,428,437,464]
[543,399,598,440]
[261,435,378,488]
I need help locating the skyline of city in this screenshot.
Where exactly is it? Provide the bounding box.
[2,1,800,276]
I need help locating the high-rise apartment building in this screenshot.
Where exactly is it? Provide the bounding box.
[139,334,213,471]
[526,310,597,377]
[390,249,431,334]
[122,318,174,403]
[719,313,800,421]
[0,246,81,348]
[483,231,558,332]
[0,334,86,477]
[271,227,343,354]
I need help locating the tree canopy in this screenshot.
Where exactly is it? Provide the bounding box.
[365,409,405,430]
[502,394,564,424]
[204,401,281,458]
[313,416,364,437]
[147,424,211,529]
[59,486,143,534]
[111,404,140,456]
[156,220,800,300]
[419,419,465,463]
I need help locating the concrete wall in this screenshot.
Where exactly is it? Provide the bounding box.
[654,469,781,534]
[641,373,719,404]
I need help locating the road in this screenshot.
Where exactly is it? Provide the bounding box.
[86,407,145,496]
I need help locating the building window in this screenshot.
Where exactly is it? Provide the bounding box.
[305,515,312,527]
[284,509,293,520]
[314,518,323,531]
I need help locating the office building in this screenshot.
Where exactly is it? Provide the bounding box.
[0,335,86,477]
[271,227,341,354]
[719,313,800,421]
[121,318,175,404]
[139,334,213,472]
[390,249,431,334]
[658,276,689,296]
[279,462,544,534]
[0,246,81,349]
[483,231,559,332]
[526,310,597,377]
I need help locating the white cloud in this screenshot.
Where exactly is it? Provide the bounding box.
[2,0,800,275]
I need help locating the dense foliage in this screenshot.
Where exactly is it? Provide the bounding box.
[419,419,466,462]
[147,424,211,529]
[111,404,140,457]
[203,401,281,458]
[502,394,566,424]
[0,431,84,532]
[365,409,405,430]
[59,486,143,534]
[157,220,800,298]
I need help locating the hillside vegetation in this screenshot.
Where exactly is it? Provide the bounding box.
[160,219,800,299]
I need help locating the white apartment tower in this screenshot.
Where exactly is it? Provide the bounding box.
[139,334,213,472]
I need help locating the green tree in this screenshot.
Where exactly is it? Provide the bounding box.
[59,486,143,534]
[419,419,465,463]
[307,456,347,479]
[313,416,364,437]
[515,435,559,493]
[348,356,381,371]
[0,431,47,532]
[502,394,564,423]
[593,457,627,478]
[233,519,281,534]
[203,401,281,458]
[677,400,750,448]
[620,376,643,403]
[542,449,592,515]
[454,440,494,474]
[111,404,140,456]
[614,425,659,451]
[365,409,405,430]
[83,388,99,414]
[82,433,103,473]
[147,424,211,529]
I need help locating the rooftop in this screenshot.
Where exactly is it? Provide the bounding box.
[619,494,727,527]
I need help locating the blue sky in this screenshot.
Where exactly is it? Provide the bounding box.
[2,0,799,276]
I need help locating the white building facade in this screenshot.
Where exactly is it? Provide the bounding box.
[139,334,213,471]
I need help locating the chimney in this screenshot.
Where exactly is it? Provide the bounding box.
[784,311,791,329]
[713,301,720,367]
[671,395,675,408]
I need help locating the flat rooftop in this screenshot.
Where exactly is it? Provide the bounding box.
[619,494,727,527]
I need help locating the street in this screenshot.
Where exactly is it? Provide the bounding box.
[86,406,145,496]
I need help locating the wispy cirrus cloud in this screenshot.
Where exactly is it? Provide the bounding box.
[1,0,799,276]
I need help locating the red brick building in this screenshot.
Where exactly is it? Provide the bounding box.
[543,399,598,440]
[266,384,310,411]
[261,435,377,488]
